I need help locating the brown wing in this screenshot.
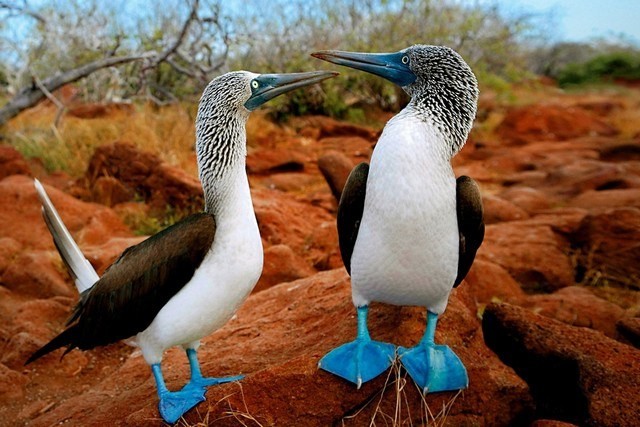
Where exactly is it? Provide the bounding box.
[454,176,484,287]
[337,163,369,275]
[27,213,216,363]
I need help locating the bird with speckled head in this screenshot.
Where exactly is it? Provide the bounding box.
[313,45,484,393]
[27,69,337,424]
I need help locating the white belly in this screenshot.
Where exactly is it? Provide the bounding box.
[135,167,263,364]
[136,213,263,364]
[350,113,459,314]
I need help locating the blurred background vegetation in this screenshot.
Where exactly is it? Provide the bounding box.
[1,0,639,234]
[1,0,638,121]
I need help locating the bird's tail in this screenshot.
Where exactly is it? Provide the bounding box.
[25,327,77,365]
[34,179,100,293]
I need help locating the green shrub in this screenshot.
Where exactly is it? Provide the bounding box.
[557,52,640,87]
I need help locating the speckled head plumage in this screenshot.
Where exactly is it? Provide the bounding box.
[402,45,479,153]
[196,71,255,187]
[312,45,478,155]
[194,70,337,210]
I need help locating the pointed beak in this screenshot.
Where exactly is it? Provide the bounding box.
[244,70,338,111]
[311,50,416,87]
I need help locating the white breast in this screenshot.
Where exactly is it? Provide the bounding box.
[135,168,263,364]
[350,110,458,314]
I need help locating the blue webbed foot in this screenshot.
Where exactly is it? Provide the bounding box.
[320,337,395,388]
[398,342,468,393]
[182,374,244,393]
[182,348,244,394]
[398,311,468,393]
[158,387,206,424]
[319,306,395,388]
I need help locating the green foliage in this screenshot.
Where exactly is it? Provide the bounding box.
[267,78,349,121]
[1,0,550,119]
[228,0,541,119]
[557,52,640,87]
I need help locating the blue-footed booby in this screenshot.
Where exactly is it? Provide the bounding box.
[312,46,484,393]
[26,70,337,423]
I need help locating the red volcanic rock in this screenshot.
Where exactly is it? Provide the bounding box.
[545,160,627,197]
[253,187,342,271]
[67,103,108,118]
[574,98,624,116]
[256,244,316,292]
[0,146,30,179]
[1,251,73,298]
[483,302,640,427]
[523,208,588,235]
[496,104,618,145]
[531,420,579,427]
[617,317,640,348]
[80,141,203,212]
[0,236,22,275]
[261,172,319,192]
[90,176,135,207]
[463,259,525,303]
[516,286,625,339]
[318,150,355,201]
[569,189,640,211]
[454,161,496,183]
[498,187,554,214]
[318,136,373,164]
[482,194,530,224]
[25,270,533,426]
[478,222,574,293]
[573,207,640,288]
[0,363,27,400]
[501,170,548,188]
[67,103,135,119]
[246,147,307,174]
[600,140,640,162]
[11,298,72,342]
[0,175,135,293]
[299,115,378,141]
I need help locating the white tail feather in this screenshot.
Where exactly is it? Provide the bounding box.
[34,179,99,293]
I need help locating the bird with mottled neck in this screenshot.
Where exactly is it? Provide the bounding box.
[28,69,336,423]
[313,45,484,393]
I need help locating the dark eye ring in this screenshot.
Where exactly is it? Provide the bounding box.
[251,81,259,89]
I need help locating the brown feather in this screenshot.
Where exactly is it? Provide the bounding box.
[454,176,484,287]
[27,213,216,362]
[337,163,369,275]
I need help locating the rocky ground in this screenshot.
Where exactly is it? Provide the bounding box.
[0,84,639,426]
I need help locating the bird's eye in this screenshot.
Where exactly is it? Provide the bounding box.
[251,81,259,89]
[401,55,409,65]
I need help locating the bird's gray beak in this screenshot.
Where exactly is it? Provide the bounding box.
[244,71,338,111]
[312,50,416,87]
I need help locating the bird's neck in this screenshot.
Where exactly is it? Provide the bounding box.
[405,87,475,157]
[196,113,253,222]
[203,163,256,233]
[389,104,455,163]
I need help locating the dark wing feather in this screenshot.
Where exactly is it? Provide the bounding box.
[337,163,369,275]
[27,213,216,363]
[454,176,484,287]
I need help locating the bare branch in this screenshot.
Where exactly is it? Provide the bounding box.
[0,53,153,126]
[0,0,46,25]
[166,57,197,78]
[144,0,200,70]
[32,74,67,127]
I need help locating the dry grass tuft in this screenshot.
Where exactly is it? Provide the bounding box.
[6,102,198,178]
[342,357,461,426]
[176,382,264,427]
